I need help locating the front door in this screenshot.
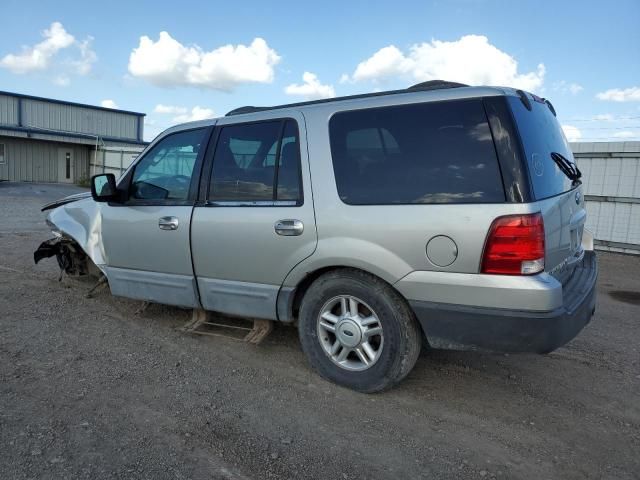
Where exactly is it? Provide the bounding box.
[191,114,317,319]
[100,126,212,308]
[57,148,73,183]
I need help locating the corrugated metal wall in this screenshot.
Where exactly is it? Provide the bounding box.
[21,99,138,140]
[0,95,19,125]
[0,92,145,183]
[0,136,89,183]
[0,93,142,141]
[572,141,640,254]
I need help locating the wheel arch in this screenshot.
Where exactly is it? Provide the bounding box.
[277,264,412,324]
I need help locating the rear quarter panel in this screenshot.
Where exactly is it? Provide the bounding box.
[283,98,539,287]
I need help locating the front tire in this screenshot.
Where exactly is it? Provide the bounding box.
[298,269,421,393]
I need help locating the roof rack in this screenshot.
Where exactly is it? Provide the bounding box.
[225,80,469,117]
[407,80,469,91]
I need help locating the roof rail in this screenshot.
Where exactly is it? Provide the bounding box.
[407,80,468,91]
[225,80,470,117]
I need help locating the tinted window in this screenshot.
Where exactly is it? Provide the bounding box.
[276,121,302,201]
[131,128,207,200]
[329,99,505,205]
[209,120,302,203]
[508,96,575,199]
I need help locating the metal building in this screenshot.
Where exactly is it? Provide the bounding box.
[0,91,148,183]
[572,141,640,254]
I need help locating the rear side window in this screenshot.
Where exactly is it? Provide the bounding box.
[209,119,302,204]
[329,99,505,205]
[508,96,575,199]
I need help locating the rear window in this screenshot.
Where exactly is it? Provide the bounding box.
[508,96,575,199]
[329,99,505,205]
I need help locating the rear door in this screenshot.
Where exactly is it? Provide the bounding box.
[190,113,317,320]
[508,95,586,279]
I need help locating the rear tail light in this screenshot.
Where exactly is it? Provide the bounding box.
[481,213,545,275]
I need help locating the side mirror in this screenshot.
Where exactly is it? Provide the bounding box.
[91,173,118,202]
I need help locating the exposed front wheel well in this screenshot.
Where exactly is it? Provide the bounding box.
[34,236,101,278]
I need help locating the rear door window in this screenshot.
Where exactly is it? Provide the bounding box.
[508,96,575,199]
[209,119,302,204]
[328,99,505,204]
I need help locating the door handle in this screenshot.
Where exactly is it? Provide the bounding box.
[275,219,304,236]
[158,216,179,231]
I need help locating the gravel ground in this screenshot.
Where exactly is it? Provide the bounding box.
[1,182,639,479]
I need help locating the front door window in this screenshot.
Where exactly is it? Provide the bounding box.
[130,128,208,201]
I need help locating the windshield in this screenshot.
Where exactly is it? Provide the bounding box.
[508,95,577,199]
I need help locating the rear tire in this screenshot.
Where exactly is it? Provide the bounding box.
[298,269,421,393]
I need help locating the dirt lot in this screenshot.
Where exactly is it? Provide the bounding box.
[1,182,639,480]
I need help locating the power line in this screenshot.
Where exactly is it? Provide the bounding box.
[561,115,640,123]
[572,125,640,130]
[575,137,640,141]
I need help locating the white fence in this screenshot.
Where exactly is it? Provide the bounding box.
[572,141,640,254]
[90,146,145,179]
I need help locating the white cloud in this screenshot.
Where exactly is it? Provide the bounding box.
[345,35,545,92]
[0,22,74,73]
[154,104,188,115]
[100,99,118,109]
[596,87,640,102]
[53,74,70,87]
[154,103,215,122]
[128,32,280,91]
[593,113,614,121]
[554,80,583,95]
[569,83,584,95]
[0,22,96,79]
[73,37,97,75]
[352,45,412,83]
[562,125,582,142]
[613,131,638,139]
[172,106,215,123]
[285,72,335,100]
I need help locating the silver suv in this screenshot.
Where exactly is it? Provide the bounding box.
[35,81,598,392]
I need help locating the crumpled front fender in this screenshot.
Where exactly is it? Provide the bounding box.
[46,198,107,271]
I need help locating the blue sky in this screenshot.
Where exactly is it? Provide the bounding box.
[1,0,639,141]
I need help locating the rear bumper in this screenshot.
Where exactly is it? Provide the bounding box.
[410,251,598,353]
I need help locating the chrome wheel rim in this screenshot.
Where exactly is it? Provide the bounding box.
[317,295,384,371]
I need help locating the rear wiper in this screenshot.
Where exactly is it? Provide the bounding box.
[551,152,582,181]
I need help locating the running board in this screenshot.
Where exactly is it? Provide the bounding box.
[183,309,273,345]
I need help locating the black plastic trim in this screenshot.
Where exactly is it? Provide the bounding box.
[516,89,532,110]
[545,99,557,117]
[276,286,296,322]
[410,251,597,353]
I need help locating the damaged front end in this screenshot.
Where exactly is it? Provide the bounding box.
[34,193,106,281]
[34,236,93,280]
